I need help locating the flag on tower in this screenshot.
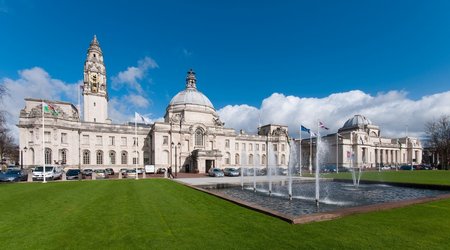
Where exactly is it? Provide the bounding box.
[135,112,151,124]
[319,121,329,130]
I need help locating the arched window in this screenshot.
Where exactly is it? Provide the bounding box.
[281,154,286,165]
[109,151,116,165]
[83,150,90,165]
[224,152,231,165]
[30,148,35,165]
[262,154,266,165]
[61,149,67,164]
[249,154,254,165]
[96,150,103,165]
[45,148,52,165]
[235,153,240,165]
[121,151,128,165]
[195,128,204,147]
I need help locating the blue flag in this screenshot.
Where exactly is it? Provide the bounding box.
[300,125,310,133]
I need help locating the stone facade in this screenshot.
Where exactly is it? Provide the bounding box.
[17,36,290,173]
[298,115,423,171]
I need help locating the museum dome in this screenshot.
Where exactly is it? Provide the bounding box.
[342,114,372,129]
[169,69,214,109]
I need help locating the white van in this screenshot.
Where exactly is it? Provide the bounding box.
[32,166,63,181]
[144,165,155,174]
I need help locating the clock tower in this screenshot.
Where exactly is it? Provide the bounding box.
[83,35,109,123]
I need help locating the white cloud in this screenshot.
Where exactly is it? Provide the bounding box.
[1,67,81,141]
[111,56,158,93]
[218,90,450,138]
[124,94,150,108]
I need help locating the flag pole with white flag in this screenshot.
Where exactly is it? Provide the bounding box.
[42,101,46,183]
[134,112,138,180]
[299,127,302,177]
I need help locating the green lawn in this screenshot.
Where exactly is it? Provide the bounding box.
[1,177,450,249]
[327,170,450,186]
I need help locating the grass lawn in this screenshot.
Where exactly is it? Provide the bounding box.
[1,178,450,249]
[326,170,450,186]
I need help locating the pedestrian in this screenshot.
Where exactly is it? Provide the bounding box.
[168,166,175,179]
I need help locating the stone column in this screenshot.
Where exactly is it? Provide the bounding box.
[27,169,33,182]
[92,172,96,180]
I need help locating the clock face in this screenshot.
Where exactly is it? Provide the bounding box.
[90,73,98,83]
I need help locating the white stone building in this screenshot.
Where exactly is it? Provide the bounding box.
[18,36,290,173]
[298,115,423,171]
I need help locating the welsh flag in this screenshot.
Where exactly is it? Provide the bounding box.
[43,102,58,116]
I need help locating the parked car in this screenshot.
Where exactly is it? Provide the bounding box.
[145,165,155,174]
[83,168,93,176]
[156,168,166,174]
[0,169,28,182]
[223,167,240,177]
[277,167,288,175]
[66,169,82,180]
[208,168,224,177]
[137,168,144,174]
[126,169,137,178]
[32,166,63,181]
[400,165,413,170]
[94,169,108,179]
[105,168,115,175]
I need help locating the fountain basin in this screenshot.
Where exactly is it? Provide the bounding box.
[193,180,450,224]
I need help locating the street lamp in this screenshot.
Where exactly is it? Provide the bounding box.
[176,142,181,177]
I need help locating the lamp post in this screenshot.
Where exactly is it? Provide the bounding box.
[171,142,174,176]
[176,142,181,177]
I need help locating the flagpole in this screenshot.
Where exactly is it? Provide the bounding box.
[299,128,302,176]
[336,133,339,174]
[309,132,312,174]
[135,113,138,180]
[315,121,319,206]
[42,101,46,184]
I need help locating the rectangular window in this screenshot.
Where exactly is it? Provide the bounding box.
[273,144,278,152]
[121,137,127,146]
[163,136,168,145]
[96,136,103,145]
[262,144,266,151]
[225,139,230,148]
[281,144,285,152]
[82,135,89,145]
[249,143,253,151]
[242,143,246,151]
[109,136,115,146]
[235,143,239,150]
[29,131,34,143]
[61,133,68,144]
[133,137,138,146]
[256,144,259,151]
[44,131,51,143]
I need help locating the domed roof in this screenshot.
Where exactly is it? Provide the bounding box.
[342,114,372,128]
[170,89,214,108]
[168,69,214,109]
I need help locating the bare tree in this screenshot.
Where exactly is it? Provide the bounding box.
[425,115,450,170]
[0,84,18,163]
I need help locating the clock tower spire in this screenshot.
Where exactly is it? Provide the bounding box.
[83,35,109,123]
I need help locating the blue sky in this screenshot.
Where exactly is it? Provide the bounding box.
[1,0,450,137]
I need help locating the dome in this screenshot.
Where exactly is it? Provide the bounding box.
[169,89,214,108]
[342,114,372,129]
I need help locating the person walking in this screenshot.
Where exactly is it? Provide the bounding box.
[168,166,175,179]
